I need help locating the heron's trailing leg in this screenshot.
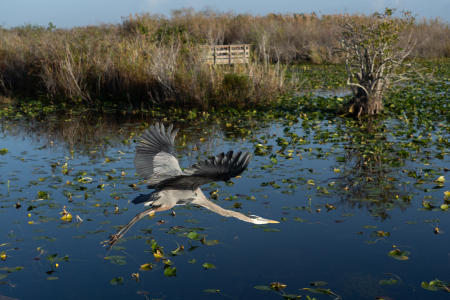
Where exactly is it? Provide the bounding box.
[105,206,170,247]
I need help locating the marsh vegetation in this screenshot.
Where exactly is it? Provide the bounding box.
[0,9,449,109]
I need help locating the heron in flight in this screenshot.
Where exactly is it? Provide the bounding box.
[106,123,278,246]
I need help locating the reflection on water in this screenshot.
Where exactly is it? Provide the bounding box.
[0,111,448,300]
[333,119,413,220]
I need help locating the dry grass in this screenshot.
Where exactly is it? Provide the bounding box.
[0,10,448,108]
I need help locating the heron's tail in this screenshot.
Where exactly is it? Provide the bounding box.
[131,194,152,205]
[131,192,160,206]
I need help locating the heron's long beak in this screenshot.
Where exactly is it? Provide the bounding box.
[267,220,280,224]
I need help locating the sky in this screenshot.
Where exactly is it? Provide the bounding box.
[0,0,448,28]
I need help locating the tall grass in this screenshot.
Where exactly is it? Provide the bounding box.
[0,23,290,108]
[0,10,448,109]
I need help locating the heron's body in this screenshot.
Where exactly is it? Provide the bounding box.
[106,123,278,246]
[144,188,199,208]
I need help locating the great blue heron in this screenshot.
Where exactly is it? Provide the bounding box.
[106,123,278,246]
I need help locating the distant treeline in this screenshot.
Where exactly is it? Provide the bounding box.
[0,9,448,108]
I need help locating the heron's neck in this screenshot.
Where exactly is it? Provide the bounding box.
[193,188,256,223]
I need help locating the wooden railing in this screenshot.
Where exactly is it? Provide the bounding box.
[203,44,250,65]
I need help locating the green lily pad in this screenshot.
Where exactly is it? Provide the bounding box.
[186,231,201,240]
[104,255,126,265]
[388,248,410,261]
[47,276,59,280]
[421,279,450,292]
[254,285,271,291]
[202,262,216,270]
[110,276,124,285]
[164,266,177,277]
[379,278,398,285]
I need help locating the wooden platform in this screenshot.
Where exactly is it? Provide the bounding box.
[204,44,250,65]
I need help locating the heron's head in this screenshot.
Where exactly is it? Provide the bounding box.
[248,215,279,224]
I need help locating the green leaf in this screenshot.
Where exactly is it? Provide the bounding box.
[388,248,410,261]
[104,255,126,265]
[201,238,219,246]
[302,287,339,297]
[421,281,439,291]
[187,231,201,240]
[47,276,59,280]
[421,279,450,292]
[282,294,302,299]
[164,266,177,277]
[310,281,328,287]
[379,278,398,285]
[254,285,271,291]
[293,217,307,223]
[140,263,153,271]
[202,262,216,270]
[110,276,124,285]
[170,244,184,256]
[37,191,50,200]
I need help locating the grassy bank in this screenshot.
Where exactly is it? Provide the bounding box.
[0,10,448,109]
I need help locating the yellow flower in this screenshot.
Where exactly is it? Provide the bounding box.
[60,206,73,222]
[435,176,445,184]
[60,213,72,222]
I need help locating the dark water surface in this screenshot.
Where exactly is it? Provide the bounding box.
[0,111,448,300]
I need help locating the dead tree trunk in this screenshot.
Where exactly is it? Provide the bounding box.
[349,88,384,117]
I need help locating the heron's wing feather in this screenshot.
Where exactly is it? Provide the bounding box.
[157,151,251,189]
[134,123,183,187]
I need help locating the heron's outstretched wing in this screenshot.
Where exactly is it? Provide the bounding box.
[156,151,251,189]
[134,123,183,188]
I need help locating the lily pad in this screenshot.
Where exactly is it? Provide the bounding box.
[110,276,124,285]
[163,266,177,277]
[379,278,398,285]
[139,263,153,271]
[421,279,450,292]
[202,263,216,270]
[388,248,410,261]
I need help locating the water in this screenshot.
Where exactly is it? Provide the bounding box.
[0,111,448,300]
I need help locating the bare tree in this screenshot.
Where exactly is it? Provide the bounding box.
[339,9,415,117]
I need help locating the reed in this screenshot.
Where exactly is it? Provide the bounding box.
[0,10,448,109]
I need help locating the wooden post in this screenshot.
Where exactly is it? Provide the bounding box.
[229,45,231,65]
[213,46,216,65]
[247,45,249,63]
[244,45,247,63]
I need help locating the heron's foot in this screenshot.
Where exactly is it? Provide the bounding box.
[102,233,121,248]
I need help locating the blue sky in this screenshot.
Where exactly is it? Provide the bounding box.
[0,0,448,28]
